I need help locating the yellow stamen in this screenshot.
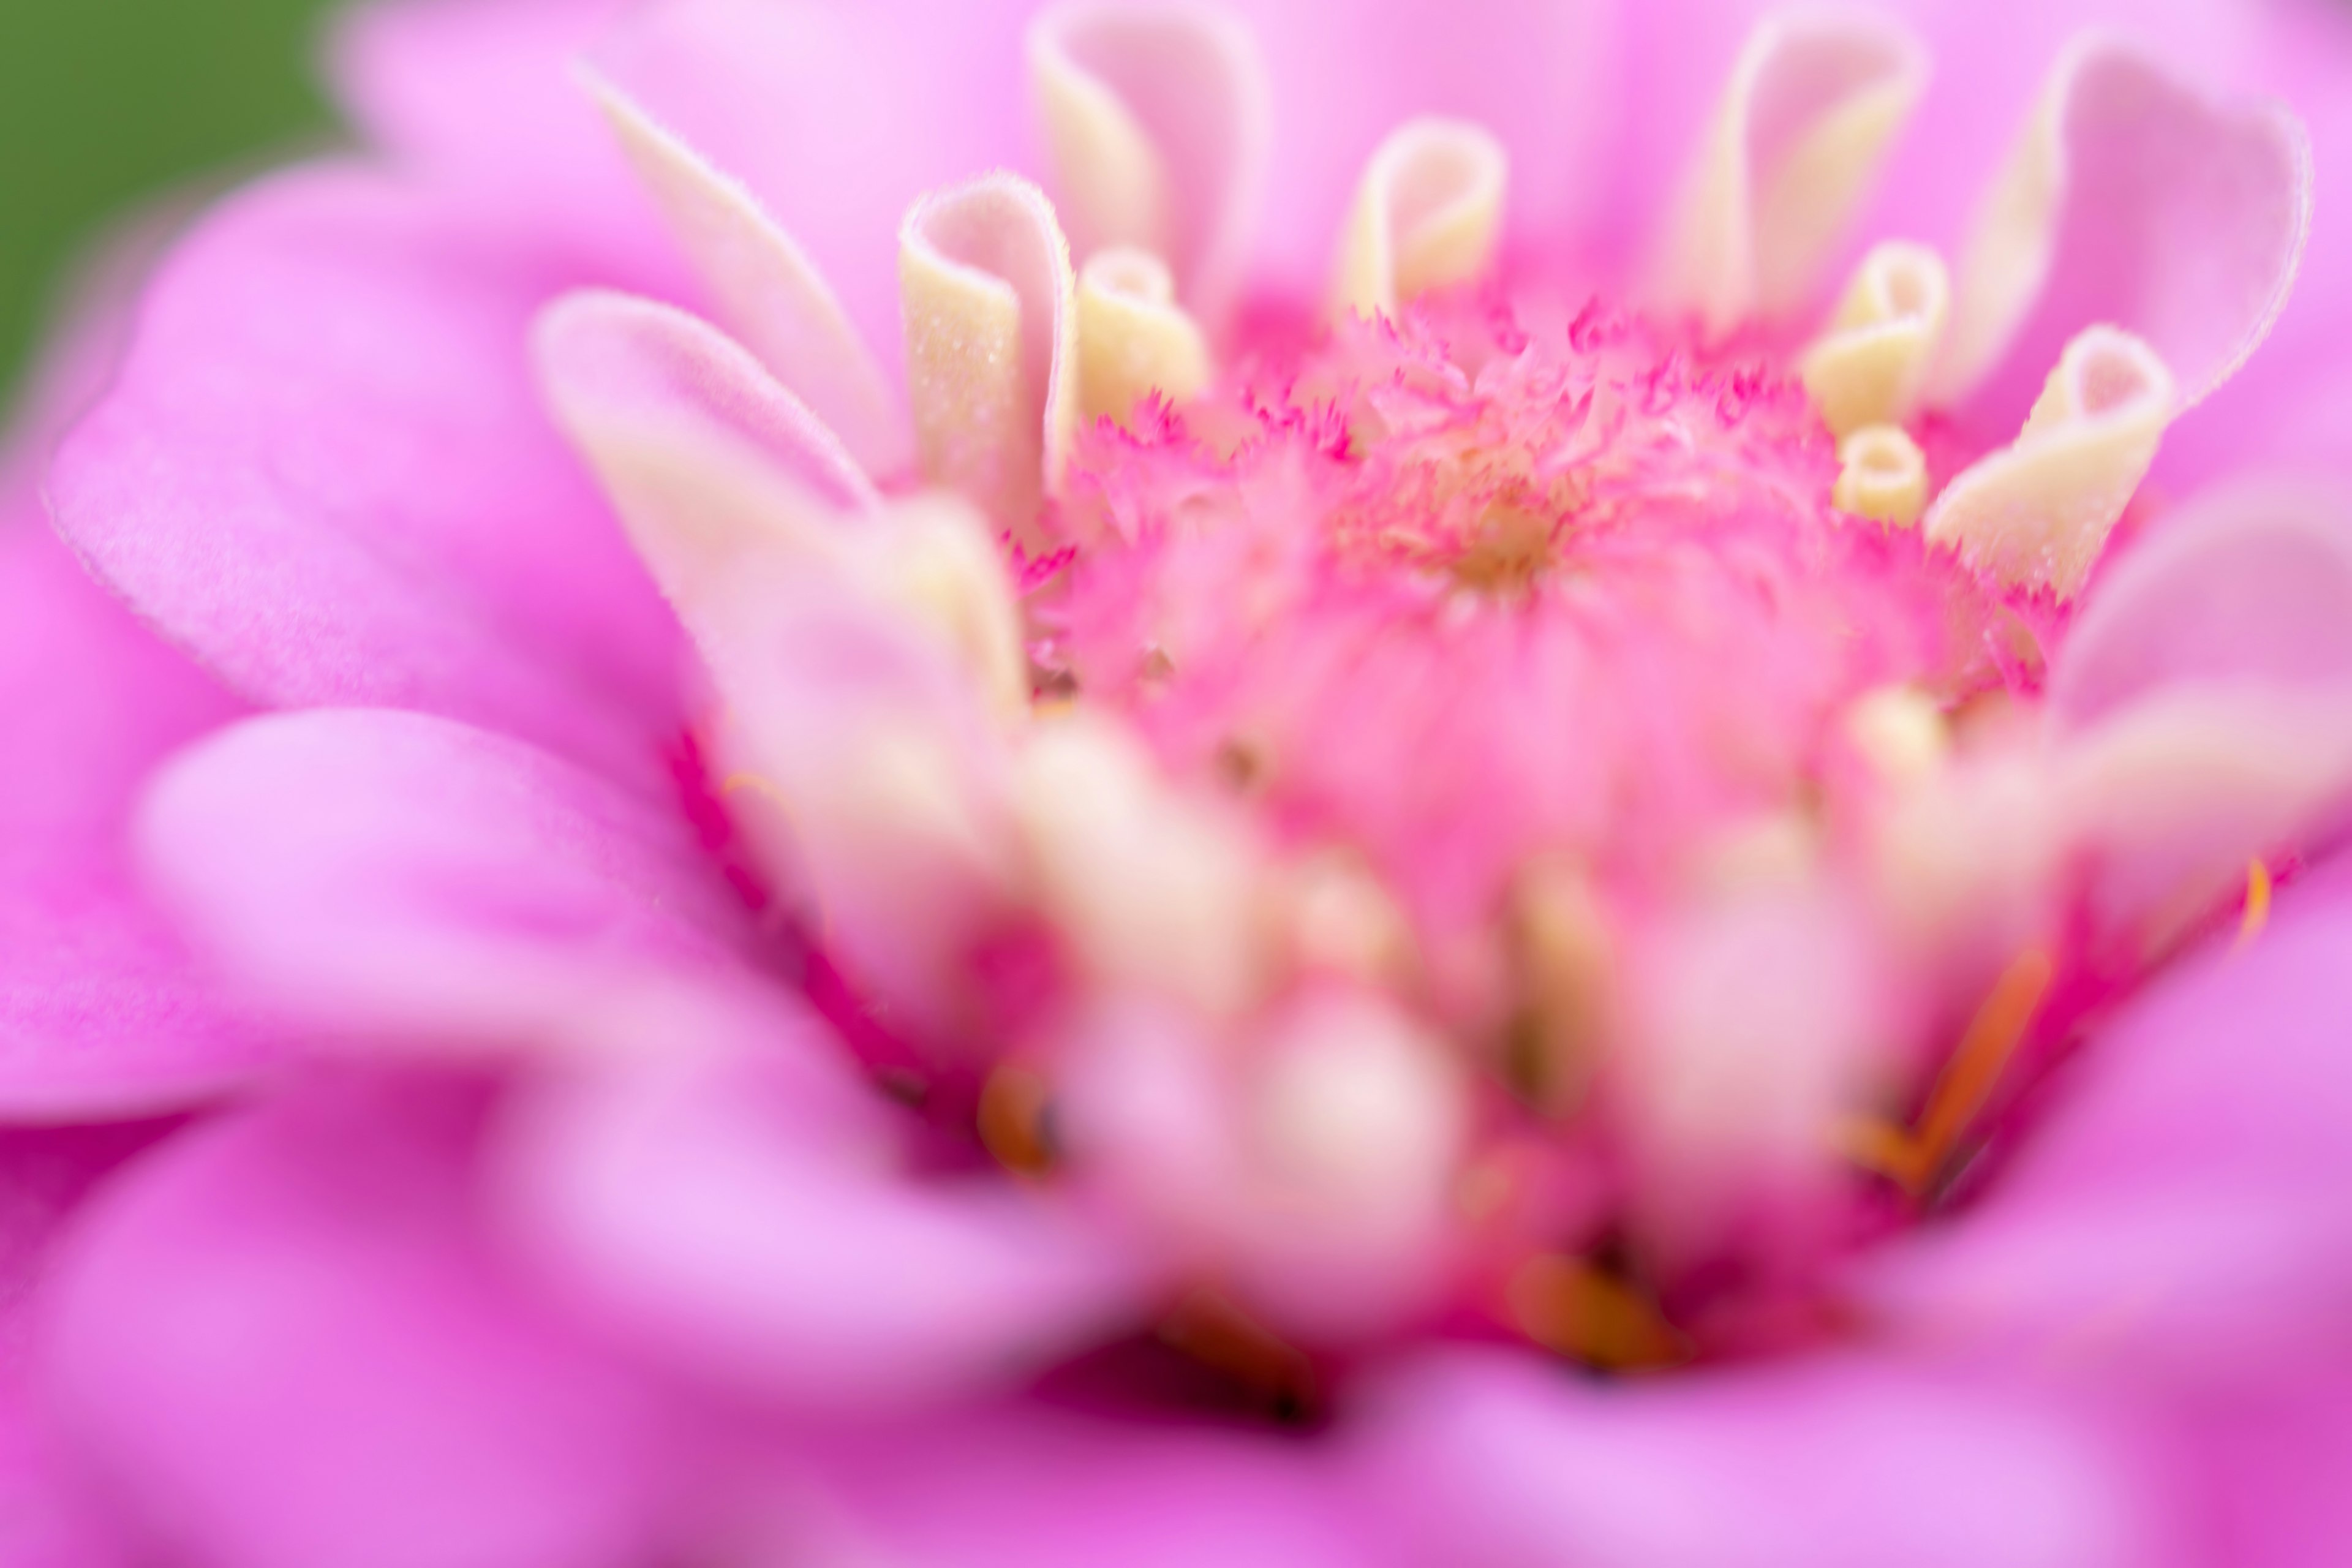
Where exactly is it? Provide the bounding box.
[1507,1254,1692,1373]
[2236,859,2272,951]
[1841,948,2054,1196]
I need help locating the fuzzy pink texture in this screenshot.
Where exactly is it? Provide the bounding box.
[1053,296,2021,932]
[4,0,2352,1564]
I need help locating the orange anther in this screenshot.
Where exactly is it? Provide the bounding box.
[1843,948,2054,1197]
[2236,859,2272,952]
[1158,1290,1318,1417]
[1508,1254,1692,1373]
[977,1064,1057,1178]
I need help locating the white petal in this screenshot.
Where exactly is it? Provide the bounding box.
[1923,326,2173,599]
[1028,2,1270,326]
[584,70,910,479]
[2051,480,2352,730]
[852,492,1033,728]
[533,290,876,639]
[1630,887,1880,1240]
[710,579,1025,1047]
[1656,9,1928,331]
[1075,247,1213,428]
[2058,687,2352,941]
[900,175,1079,549]
[1331,118,1507,322]
[1014,710,1265,1017]
[1833,424,1928,528]
[1801,241,1949,437]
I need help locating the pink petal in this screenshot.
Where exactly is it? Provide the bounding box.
[326,0,675,276]
[901,173,1078,542]
[47,167,688,789]
[798,1412,1382,1568]
[39,1076,685,1568]
[135,708,761,1054]
[533,288,878,627]
[703,579,1024,1046]
[1028,4,1272,327]
[0,224,283,1120]
[492,1004,1152,1411]
[0,1124,184,1377]
[589,0,1042,370]
[2160,4,2352,489]
[2178,1377,2352,1568]
[2043,486,2352,935]
[1858,866,2352,1400]
[1932,36,2309,431]
[1602,4,2315,353]
[1231,0,1621,297]
[0,507,282,1120]
[1355,1349,2157,1568]
[0,1126,176,1568]
[2052,482,2352,729]
[1649,9,1929,329]
[581,75,911,478]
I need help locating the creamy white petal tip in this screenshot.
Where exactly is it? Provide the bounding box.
[855,494,1033,726]
[1659,9,1928,330]
[1834,424,1928,528]
[1028,3,1270,324]
[1332,118,1508,322]
[901,174,1079,548]
[533,290,877,649]
[1924,325,2173,598]
[1844,685,1948,791]
[1077,247,1212,428]
[1016,711,1263,1016]
[1802,242,1949,436]
[1250,992,1466,1242]
[585,70,908,480]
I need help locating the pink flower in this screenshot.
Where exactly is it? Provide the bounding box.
[10,0,2352,1561]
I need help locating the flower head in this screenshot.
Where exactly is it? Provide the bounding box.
[10,0,2352,1562]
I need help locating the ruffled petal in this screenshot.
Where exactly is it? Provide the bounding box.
[1354,1348,2157,1568]
[134,709,760,1054]
[1925,36,2308,431]
[2160,3,2352,488]
[491,1001,1153,1410]
[47,167,687,789]
[1027,2,1271,327]
[39,1077,685,1568]
[1652,9,1928,330]
[900,173,1078,544]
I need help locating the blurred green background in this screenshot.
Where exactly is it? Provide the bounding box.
[0,0,339,398]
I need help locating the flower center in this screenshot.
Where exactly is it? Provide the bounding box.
[1047,291,2003,933]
